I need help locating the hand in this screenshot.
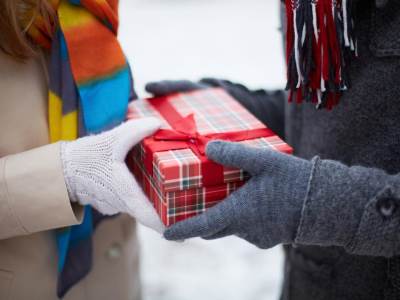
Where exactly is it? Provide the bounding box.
[145,80,209,96]
[164,141,315,248]
[61,118,165,233]
[146,79,286,138]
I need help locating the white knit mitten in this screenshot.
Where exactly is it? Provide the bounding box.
[60,118,165,233]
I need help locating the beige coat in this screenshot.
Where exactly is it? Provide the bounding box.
[0,51,141,300]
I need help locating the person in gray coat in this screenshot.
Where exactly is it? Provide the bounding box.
[146,0,400,299]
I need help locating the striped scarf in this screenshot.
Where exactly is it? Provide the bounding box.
[285,0,357,109]
[28,0,135,297]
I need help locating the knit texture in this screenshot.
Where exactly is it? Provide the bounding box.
[61,118,164,233]
[282,1,400,299]
[295,159,400,257]
[164,140,313,248]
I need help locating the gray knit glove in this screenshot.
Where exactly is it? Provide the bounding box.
[145,80,207,96]
[164,141,315,249]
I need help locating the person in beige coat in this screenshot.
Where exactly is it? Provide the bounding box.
[0,1,164,299]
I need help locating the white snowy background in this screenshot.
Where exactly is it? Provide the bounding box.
[119,1,286,299]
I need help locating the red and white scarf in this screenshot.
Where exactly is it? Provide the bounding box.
[285,0,357,109]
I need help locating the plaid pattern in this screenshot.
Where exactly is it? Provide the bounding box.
[131,155,244,226]
[128,88,292,193]
[169,89,265,134]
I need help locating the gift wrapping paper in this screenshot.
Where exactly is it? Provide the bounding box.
[127,88,292,226]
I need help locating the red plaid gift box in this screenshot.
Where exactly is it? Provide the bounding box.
[127,88,292,226]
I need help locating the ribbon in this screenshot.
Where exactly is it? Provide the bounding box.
[142,94,275,188]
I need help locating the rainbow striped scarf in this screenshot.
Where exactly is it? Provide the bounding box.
[28,0,135,297]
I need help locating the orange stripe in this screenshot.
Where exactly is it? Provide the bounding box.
[62,21,126,83]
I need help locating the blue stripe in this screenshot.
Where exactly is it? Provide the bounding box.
[59,33,69,62]
[70,206,93,246]
[79,67,131,133]
[56,228,71,272]
[56,206,93,272]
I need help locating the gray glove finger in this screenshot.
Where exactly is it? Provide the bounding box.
[145,80,207,97]
[206,140,268,175]
[207,140,302,177]
[202,226,236,240]
[199,78,229,88]
[164,200,233,241]
[199,181,256,240]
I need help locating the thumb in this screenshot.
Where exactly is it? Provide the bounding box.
[125,177,165,233]
[114,118,161,160]
[206,141,265,175]
[164,199,232,240]
[128,197,166,234]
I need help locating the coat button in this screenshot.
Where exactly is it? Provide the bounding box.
[376,197,397,218]
[106,243,122,260]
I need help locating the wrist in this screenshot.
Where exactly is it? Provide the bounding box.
[256,153,314,246]
[60,141,79,203]
[294,159,380,248]
[283,156,316,244]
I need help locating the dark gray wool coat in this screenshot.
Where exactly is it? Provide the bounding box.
[281,0,400,299]
[210,0,400,299]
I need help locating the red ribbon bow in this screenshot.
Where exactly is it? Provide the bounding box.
[142,93,275,188]
[154,114,210,155]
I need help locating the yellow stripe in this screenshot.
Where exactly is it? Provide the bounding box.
[49,92,63,142]
[58,0,96,29]
[49,91,78,142]
[61,111,78,141]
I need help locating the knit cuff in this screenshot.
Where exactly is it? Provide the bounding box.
[60,141,79,203]
[294,158,374,248]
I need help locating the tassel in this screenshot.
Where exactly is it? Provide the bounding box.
[285,0,357,109]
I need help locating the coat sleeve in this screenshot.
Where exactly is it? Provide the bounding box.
[0,142,84,240]
[295,158,400,257]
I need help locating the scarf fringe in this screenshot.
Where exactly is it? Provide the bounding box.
[285,0,357,110]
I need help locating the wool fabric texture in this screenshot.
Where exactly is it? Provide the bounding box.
[163,141,313,246]
[28,0,134,297]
